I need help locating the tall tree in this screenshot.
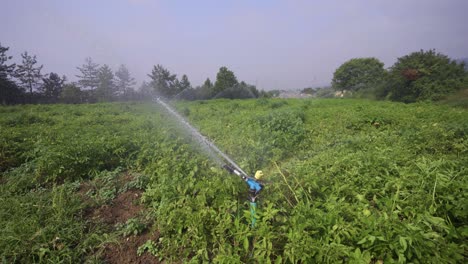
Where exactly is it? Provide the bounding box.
[96,64,116,101]
[195,78,215,99]
[115,64,136,98]
[137,81,153,100]
[386,49,468,102]
[40,73,66,102]
[0,43,22,104]
[203,78,213,89]
[76,57,100,90]
[148,64,177,98]
[0,44,16,78]
[213,66,238,95]
[332,58,386,92]
[178,74,191,91]
[60,83,82,104]
[15,51,43,94]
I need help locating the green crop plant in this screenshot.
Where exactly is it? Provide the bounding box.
[0,99,466,263]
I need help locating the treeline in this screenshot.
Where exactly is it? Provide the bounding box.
[147,65,274,100]
[0,43,274,105]
[330,49,468,103]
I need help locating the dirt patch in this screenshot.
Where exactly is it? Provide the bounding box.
[88,189,144,225]
[80,172,159,263]
[102,231,160,264]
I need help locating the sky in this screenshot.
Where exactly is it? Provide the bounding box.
[1,0,467,90]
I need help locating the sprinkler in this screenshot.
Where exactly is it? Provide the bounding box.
[154,97,265,228]
[223,164,264,227]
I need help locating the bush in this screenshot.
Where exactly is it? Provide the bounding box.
[385,49,468,102]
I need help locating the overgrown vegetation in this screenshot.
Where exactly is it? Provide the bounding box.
[0,99,467,263]
[332,50,468,103]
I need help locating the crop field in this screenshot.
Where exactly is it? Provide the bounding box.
[0,99,467,263]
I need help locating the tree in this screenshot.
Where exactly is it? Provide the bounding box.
[137,81,153,100]
[60,83,82,104]
[0,43,22,105]
[76,57,100,90]
[15,51,43,95]
[203,78,213,89]
[96,64,116,101]
[196,78,214,99]
[178,74,191,91]
[0,43,16,78]
[456,58,468,71]
[213,81,258,99]
[115,64,136,99]
[213,66,238,95]
[332,58,386,92]
[148,64,177,98]
[40,73,66,103]
[385,49,468,102]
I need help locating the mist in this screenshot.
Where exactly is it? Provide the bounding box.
[1,0,467,90]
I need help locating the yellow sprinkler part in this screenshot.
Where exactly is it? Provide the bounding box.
[255,170,264,180]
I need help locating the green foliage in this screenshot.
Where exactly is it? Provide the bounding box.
[76,57,100,90]
[40,72,66,102]
[117,218,146,237]
[332,57,386,92]
[1,99,467,263]
[0,43,23,105]
[115,64,136,98]
[213,66,238,95]
[60,83,83,103]
[148,64,178,98]
[15,51,43,95]
[96,64,116,102]
[385,49,468,102]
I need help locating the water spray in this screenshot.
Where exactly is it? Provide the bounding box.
[153,97,263,228]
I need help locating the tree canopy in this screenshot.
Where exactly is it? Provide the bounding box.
[213,66,238,95]
[148,64,178,98]
[115,64,136,98]
[15,52,43,94]
[332,57,385,92]
[0,43,22,104]
[40,73,66,102]
[76,57,100,90]
[96,64,116,101]
[384,50,468,102]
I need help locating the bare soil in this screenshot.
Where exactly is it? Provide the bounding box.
[102,230,160,264]
[80,172,160,263]
[88,189,144,225]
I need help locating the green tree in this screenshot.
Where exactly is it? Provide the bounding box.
[76,57,99,90]
[213,66,238,95]
[15,51,43,95]
[40,73,66,103]
[148,64,177,98]
[0,43,16,78]
[115,64,136,99]
[196,78,214,99]
[203,78,213,89]
[137,81,153,100]
[332,58,385,92]
[386,49,468,102]
[60,83,82,103]
[213,81,259,99]
[178,74,192,91]
[0,43,22,105]
[96,64,116,101]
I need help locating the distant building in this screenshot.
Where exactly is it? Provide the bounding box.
[278,90,312,98]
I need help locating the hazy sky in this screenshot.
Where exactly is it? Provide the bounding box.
[2,0,467,90]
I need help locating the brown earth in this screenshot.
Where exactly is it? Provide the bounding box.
[102,230,160,264]
[88,189,144,225]
[80,172,160,263]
